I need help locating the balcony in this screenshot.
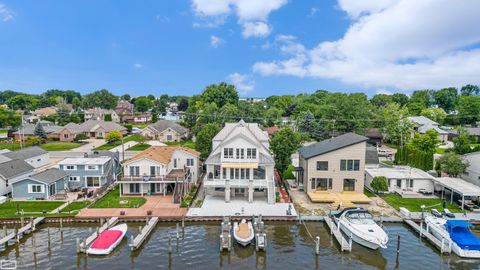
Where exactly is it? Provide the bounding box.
[203,178,270,188]
[119,169,191,183]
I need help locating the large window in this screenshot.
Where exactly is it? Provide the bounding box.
[316,161,328,171]
[29,184,43,193]
[223,148,234,159]
[150,166,156,176]
[214,165,221,179]
[86,176,101,187]
[311,178,332,191]
[340,160,360,171]
[186,159,194,166]
[254,166,266,179]
[130,166,140,176]
[343,178,356,191]
[130,183,140,193]
[247,148,257,159]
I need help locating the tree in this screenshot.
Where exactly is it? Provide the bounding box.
[408,129,439,153]
[381,103,412,145]
[370,94,393,107]
[34,124,47,139]
[121,94,131,101]
[460,84,480,96]
[201,82,239,108]
[105,130,123,144]
[56,98,71,125]
[392,93,409,106]
[134,97,152,112]
[296,110,326,141]
[457,95,480,124]
[178,98,188,111]
[74,133,88,142]
[453,127,472,154]
[82,89,118,109]
[218,103,240,124]
[104,114,112,121]
[0,108,21,128]
[433,87,457,113]
[195,123,220,159]
[72,97,81,110]
[370,176,388,193]
[420,108,447,125]
[6,94,39,111]
[436,152,469,177]
[154,95,168,113]
[151,111,158,123]
[270,127,303,176]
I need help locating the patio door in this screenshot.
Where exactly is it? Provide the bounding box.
[49,184,56,196]
[343,179,356,191]
[130,183,140,193]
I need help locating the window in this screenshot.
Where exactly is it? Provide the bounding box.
[69,176,79,182]
[224,148,234,159]
[65,165,75,170]
[150,166,156,177]
[409,179,414,188]
[63,134,69,139]
[343,178,356,191]
[167,135,173,141]
[340,160,360,171]
[230,168,234,179]
[316,161,328,171]
[186,159,194,166]
[130,183,140,193]
[130,166,140,176]
[29,184,43,193]
[247,148,257,159]
[396,179,401,188]
[86,176,100,187]
[236,148,240,159]
[234,168,239,179]
[86,165,97,170]
[240,149,244,159]
[240,168,245,179]
[214,165,221,179]
[222,168,227,179]
[311,178,332,191]
[246,169,250,179]
[254,166,266,179]
[174,159,177,168]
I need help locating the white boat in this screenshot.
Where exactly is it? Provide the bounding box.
[233,219,254,246]
[333,207,388,250]
[87,223,128,255]
[425,216,480,258]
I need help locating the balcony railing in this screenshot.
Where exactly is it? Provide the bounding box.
[203,178,270,188]
[119,175,187,182]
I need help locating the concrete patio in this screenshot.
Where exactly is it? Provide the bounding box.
[187,195,297,217]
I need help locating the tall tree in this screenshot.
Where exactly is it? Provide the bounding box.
[270,127,303,176]
[0,108,21,128]
[453,127,472,154]
[420,108,447,125]
[433,87,458,113]
[391,93,409,106]
[121,94,131,101]
[34,124,47,139]
[82,89,118,109]
[134,96,153,112]
[196,123,220,159]
[296,110,326,141]
[460,84,480,96]
[436,153,469,177]
[201,82,239,108]
[178,98,189,111]
[457,95,480,124]
[370,94,393,107]
[6,94,39,111]
[408,129,439,153]
[381,103,412,145]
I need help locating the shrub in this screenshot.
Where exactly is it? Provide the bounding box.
[74,133,88,142]
[371,176,388,193]
[124,124,133,132]
[105,130,123,144]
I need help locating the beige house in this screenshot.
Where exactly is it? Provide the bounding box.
[32,107,57,117]
[298,133,368,194]
[84,108,120,123]
[55,120,127,142]
[141,120,188,142]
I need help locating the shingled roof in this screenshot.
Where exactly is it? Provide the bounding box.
[127,146,199,165]
[299,133,368,159]
[29,168,69,184]
[3,146,48,161]
[0,159,34,179]
[148,120,188,135]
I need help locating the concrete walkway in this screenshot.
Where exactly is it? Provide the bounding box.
[74,139,106,152]
[109,141,138,152]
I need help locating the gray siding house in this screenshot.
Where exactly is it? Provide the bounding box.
[11,168,69,200]
[0,159,35,196]
[58,151,120,190]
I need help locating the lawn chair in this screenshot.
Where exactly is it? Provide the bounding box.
[430,209,442,218]
[442,208,455,218]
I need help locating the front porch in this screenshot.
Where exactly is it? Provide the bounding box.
[203,178,275,204]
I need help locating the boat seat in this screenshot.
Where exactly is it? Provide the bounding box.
[236,223,251,239]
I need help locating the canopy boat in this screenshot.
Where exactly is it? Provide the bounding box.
[333,207,388,250]
[87,223,128,255]
[425,216,480,258]
[233,219,254,246]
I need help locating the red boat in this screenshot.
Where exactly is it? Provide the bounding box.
[87,224,128,255]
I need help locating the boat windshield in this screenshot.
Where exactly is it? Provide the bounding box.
[345,212,376,225]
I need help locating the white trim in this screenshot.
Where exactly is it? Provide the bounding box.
[69,176,80,182]
[85,176,101,188]
[85,165,98,171]
[64,165,77,170]
[28,184,44,194]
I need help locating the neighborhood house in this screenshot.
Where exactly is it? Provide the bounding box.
[11,168,69,200]
[55,120,127,142]
[141,120,188,142]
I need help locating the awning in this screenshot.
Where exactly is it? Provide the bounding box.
[221,163,258,169]
[434,177,480,197]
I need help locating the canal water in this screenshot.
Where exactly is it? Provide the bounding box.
[0,222,479,269]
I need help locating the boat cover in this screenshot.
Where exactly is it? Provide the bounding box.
[91,230,123,249]
[445,220,480,251]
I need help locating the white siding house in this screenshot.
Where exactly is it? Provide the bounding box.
[462,152,480,186]
[203,120,276,204]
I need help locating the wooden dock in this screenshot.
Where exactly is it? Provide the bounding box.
[324,216,352,252]
[404,219,451,254]
[0,217,45,248]
[253,215,267,251]
[130,217,159,251]
[220,216,232,252]
[78,217,119,253]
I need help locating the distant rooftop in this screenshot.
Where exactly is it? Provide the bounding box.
[59,156,111,165]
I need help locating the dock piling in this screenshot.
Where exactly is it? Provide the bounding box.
[315,236,320,255]
[168,235,172,254]
[396,234,400,254]
[76,238,80,253]
[3,225,6,238]
[60,218,63,229]
[20,217,24,227]
[47,227,51,248]
[176,223,180,239]
[14,227,19,244]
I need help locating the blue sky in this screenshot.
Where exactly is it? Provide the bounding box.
[1,1,479,97]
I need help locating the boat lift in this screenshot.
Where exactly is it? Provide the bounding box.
[220,216,232,252]
[253,215,267,251]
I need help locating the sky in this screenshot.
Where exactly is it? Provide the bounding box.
[0,0,480,98]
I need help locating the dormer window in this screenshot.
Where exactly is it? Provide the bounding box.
[247,148,256,159]
[223,148,233,159]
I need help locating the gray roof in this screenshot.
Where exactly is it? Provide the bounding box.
[365,146,379,165]
[149,120,188,135]
[3,146,48,161]
[30,168,69,184]
[0,159,34,179]
[60,120,126,134]
[12,123,62,135]
[299,133,368,159]
[408,116,438,126]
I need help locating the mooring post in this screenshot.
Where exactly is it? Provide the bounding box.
[441,238,445,253]
[315,236,320,255]
[47,227,51,248]
[14,226,19,244]
[76,238,80,253]
[380,214,383,226]
[168,235,172,254]
[32,235,36,254]
[3,225,6,237]
[228,234,232,252]
[20,217,24,227]
[176,223,180,239]
[220,234,223,252]
[29,217,33,230]
[130,235,134,251]
[139,226,143,235]
[83,239,86,253]
[419,220,423,238]
[60,218,63,229]
[397,234,400,254]
[349,233,353,250]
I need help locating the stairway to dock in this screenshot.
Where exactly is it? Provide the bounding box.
[404,219,451,254]
[323,216,352,252]
[0,217,45,248]
[130,217,159,251]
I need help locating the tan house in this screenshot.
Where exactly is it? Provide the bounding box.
[298,133,368,195]
[55,120,127,142]
[84,108,120,123]
[141,120,188,142]
[32,107,57,117]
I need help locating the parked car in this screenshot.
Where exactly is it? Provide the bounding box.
[377,148,393,157]
[131,127,141,134]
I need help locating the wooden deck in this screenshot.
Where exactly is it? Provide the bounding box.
[324,216,352,252]
[404,219,451,254]
[130,217,159,251]
[0,217,45,248]
[79,217,119,253]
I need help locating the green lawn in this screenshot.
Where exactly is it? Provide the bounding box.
[435,148,446,154]
[380,193,463,213]
[60,201,90,212]
[0,201,64,218]
[0,130,7,134]
[91,186,147,208]
[283,164,296,180]
[364,188,376,197]
[94,134,149,150]
[127,143,151,151]
[165,140,196,150]
[0,143,32,151]
[40,142,81,151]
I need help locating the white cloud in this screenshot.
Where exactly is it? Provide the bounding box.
[0,3,14,22]
[309,7,319,17]
[191,0,287,38]
[376,89,393,95]
[210,35,225,48]
[155,15,170,23]
[253,0,480,90]
[133,63,144,69]
[228,72,254,95]
[242,21,271,38]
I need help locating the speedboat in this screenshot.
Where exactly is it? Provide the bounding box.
[87,223,128,255]
[233,219,254,246]
[425,216,480,258]
[333,207,388,250]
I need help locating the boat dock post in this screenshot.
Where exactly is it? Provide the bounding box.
[130,216,159,251]
[253,215,267,251]
[404,219,451,254]
[220,216,232,252]
[315,236,320,255]
[79,216,119,253]
[323,216,352,252]
[0,217,46,249]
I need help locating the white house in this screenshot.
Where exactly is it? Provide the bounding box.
[365,166,435,197]
[119,146,200,202]
[408,116,449,143]
[203,120,276,204]
[462,152,480,186]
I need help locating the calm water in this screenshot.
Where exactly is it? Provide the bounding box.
[0,222,479,270]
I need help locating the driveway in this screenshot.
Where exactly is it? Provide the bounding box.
[75,139,106,152]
